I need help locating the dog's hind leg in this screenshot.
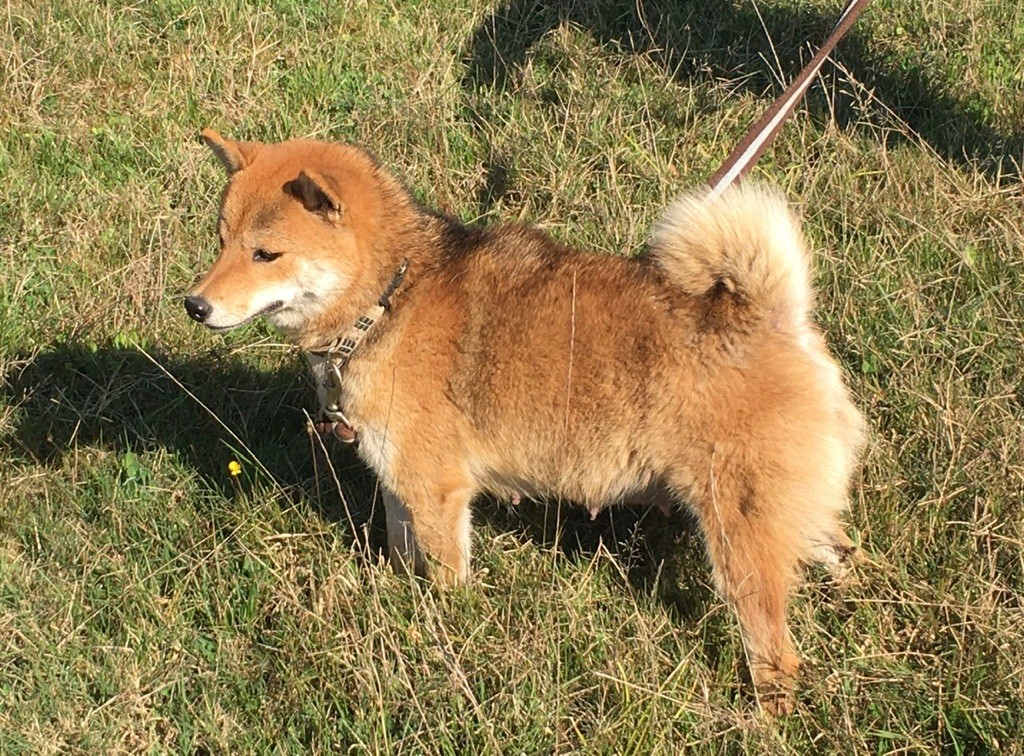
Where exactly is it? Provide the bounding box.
[678,454,805,716]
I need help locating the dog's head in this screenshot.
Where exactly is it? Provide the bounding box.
[185,129,385,340]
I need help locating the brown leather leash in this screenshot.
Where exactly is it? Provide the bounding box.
[706,0,872,195]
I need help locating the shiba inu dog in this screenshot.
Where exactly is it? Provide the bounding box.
[185,129,864,714]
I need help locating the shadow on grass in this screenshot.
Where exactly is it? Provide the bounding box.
[463,0,1022,188]
[482,493,731,676]
[2,341,728,656]
[1,342,377,534]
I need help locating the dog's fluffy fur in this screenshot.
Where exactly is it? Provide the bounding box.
[187,131,865,713]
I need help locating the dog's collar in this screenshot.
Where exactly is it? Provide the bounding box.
[307,259,409,444]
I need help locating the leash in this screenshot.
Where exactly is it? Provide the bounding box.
[706,0,872,195]
[307,259,409,443]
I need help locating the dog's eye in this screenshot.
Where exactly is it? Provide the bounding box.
[253,249,281,263]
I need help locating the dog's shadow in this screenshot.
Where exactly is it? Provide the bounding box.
[2,342,720,636]
[463,0,1021,205]
[2,342,377,530]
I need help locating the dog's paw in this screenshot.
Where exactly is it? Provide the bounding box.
[756,683,796,716]
[752,652,799,717]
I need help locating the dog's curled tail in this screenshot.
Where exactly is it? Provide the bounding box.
[648,183,812,330]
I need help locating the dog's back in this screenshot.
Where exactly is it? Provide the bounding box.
[417,187,862,521]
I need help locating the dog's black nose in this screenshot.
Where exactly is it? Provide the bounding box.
[183,295,212,323]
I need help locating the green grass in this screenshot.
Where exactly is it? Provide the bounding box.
[2,0,1023,752]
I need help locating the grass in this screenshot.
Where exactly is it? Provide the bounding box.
[2,0,1023,752]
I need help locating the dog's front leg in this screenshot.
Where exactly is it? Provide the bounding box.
[383,487,423,577]
[384,475,476,588]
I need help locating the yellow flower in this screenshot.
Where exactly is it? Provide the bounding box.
[228,460,242,477]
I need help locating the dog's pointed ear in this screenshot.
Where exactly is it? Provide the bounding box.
[200,128,261,174]
[285,169,345,220]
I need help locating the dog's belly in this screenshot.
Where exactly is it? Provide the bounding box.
[472,432,659,510]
